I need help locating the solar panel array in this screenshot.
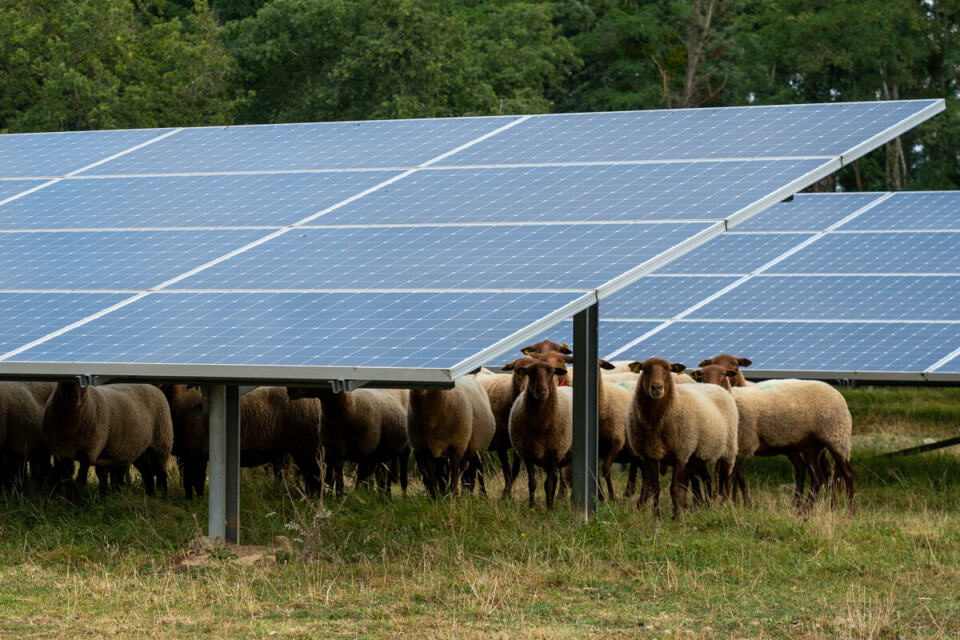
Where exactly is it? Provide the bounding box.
[0,100,944,384]
[520,191,960,383]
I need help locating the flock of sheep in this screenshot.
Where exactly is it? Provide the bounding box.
[0,339,855,517]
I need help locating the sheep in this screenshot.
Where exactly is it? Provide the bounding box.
[0,382,55,487]
[690,365,854,514]
[285,386,410,496]
[693,355,832,505]
[507,353,574,509]
[520,339,572,356]
[627,358,738,518]
[43,382,173,497]
[156,385,321,498]
[477,357,543,498]
[407,375,495,497]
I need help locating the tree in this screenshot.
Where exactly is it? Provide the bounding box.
[0,0,236,132]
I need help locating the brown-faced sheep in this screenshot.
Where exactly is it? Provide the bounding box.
[627,358,738,518]
[286,387,410,496]
[157,385,321,498]
[43,382,173,497]
[407,376,495,497]
[690,365,854,514]
[0,382,55,487]
[478,357,543,498]
[507,353,574,509]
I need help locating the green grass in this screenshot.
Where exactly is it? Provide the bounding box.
[1,390,959,639]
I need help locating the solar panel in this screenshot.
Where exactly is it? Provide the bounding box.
[0,100,944,384]
[600,191,960,383]
[654,232,814,274]
[0,293,131,355]
[0,128,172,177]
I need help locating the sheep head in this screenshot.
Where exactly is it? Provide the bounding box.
[690,364,737,389]
[509,354,568,401]
[635,358,684,400]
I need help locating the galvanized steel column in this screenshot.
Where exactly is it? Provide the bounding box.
[572,303,599,520]
[225,385,241,544]
[207,384,226,541]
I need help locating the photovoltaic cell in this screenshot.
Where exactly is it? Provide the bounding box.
[601,276,739,318]
[0,230,267,290]
[0,293,130,356]
[654,232,813,274]
[689,275,960,321]
[9,291,586,369]
[0,129,172,177]
[733,192,884,232]
[603,320,960,373]
[175,222,714,291]
[768,232,960,274]
[445,101,939,166]
[320,160,829,225]
[0,172,401,229]
[839,192,960,231]
[0,180,47,204]
[84,117,522,175]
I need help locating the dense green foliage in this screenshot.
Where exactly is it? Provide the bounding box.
[2,0,958,189]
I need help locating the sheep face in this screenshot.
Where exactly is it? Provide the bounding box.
[502,356,542,394]
[634,358,685,399]
[512,357,567,401]
[520,339,572,356]
[690,364,737,389]
[698,354,752,371]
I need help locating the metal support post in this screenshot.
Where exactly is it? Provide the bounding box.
[225,385,241,544]
[572,303,599,521]
[207,384,226,541]
[208,385,241,543]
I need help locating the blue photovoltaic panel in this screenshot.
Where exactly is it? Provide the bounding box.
[689,275,960,321]
[320,160,829,225]
[0,230,267,290]
[839,192,960,231]
[0,180,47,203]
[0,129,172,177]
[0,293,130,356]
[485,320,664,366]
[0,172,401,229]
[84,117,521,175]
[733,192,884,232]
[601,276,739,318]
[936,354,960,373]
[603,320,960,373]
[655,232,812,274]
[176,222,715,290]
[10,291,586,369]
[445,101,939,166]
[769,232,960,274]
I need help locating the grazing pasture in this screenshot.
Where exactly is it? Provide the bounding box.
[0,387,958,639]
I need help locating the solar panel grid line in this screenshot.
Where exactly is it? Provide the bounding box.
[757,272,960,277]
[669,318,960,325]
[595,222,725,299]
[840,99,946,164]
[299,219,722,229]
[0,227,282,233]
[448,291,599,378]
[0,292,149,361]
[830,229,960,234]
[424,156,840,169]
[0,116,538,365]
[722,157,841,229]
[603,192,897,359]
[925,346,960,373]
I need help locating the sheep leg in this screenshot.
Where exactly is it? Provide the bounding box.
[134,455,156,497]
[449,451,464,497]
[178,457,193,500]
[827,448,855,517]
[524,456,537,508]
[398,450,409,497]
[189,457,206,499]
[624,461,639,499]
[787,453,808,510]
[496,447,514,498]
[474,455,487,496]
[355,460,373,492]
[461,457,476,493]
[511,451,523,488]
[557,465,571,501]
[544,466,558,510]
[331,455,345,497]
[733,459,750,506]
[637,459,659,516]
[74,456,91,496]
[415,451,437,498]
[670,460,688,519]
[95,466,110,496]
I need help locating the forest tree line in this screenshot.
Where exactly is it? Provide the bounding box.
[2,0,958,191]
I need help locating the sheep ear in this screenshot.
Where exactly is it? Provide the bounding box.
[698,358,713,367]
[724,370,739,378]
[690,369,702,381]
[554,367,568,377]
[559,343,572,355]
[628,361,642,374]
[520,347,534,355]
[670,363,686,373]
[467,367,482,375]
[502,360,518,371]
[737,358,753,368]
[599,359,615,370]
[561,354,574,363]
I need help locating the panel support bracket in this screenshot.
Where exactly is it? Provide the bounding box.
[207,384,241,544]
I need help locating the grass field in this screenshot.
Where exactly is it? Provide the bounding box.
[1,386,959,639]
